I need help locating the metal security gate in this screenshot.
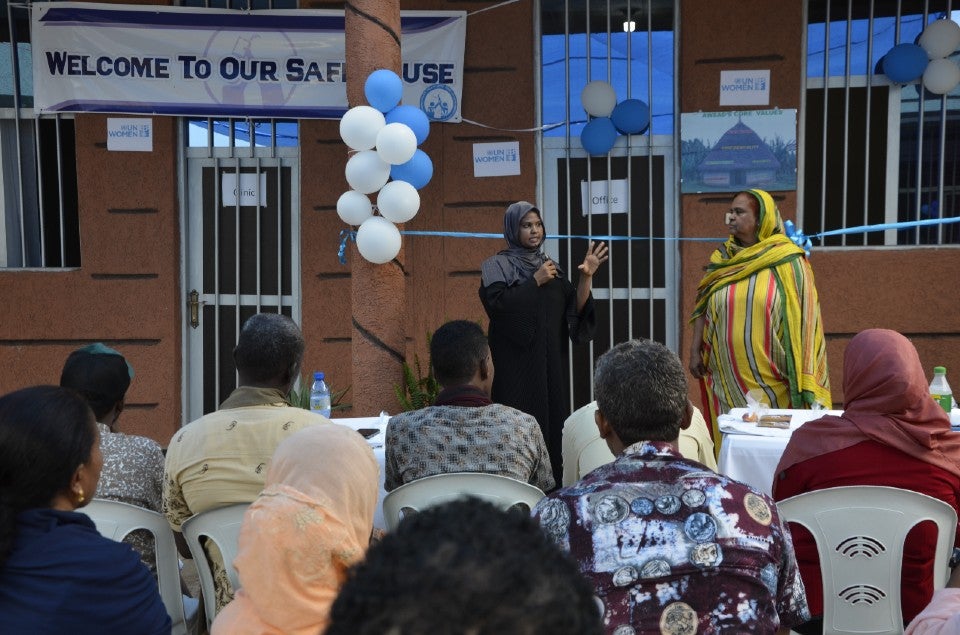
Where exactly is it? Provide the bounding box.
[183,123,299,420]
[541,138,678,410]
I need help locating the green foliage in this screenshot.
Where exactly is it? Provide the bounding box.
[394,332,440,412]
[288,376,352,413]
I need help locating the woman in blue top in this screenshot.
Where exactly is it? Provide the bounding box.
[0,385,171,635]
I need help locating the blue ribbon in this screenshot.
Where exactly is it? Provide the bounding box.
[337,229,356,265]
[336,217,960,263]
[783,220,812,256]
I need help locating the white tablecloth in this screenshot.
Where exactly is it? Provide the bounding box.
[332,415,389,530]
[717,408,841,496]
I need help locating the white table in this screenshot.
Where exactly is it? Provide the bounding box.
[333,415,389,530]
[717,407,842,496]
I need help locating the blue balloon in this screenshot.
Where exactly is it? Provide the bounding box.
[611,99,650,135]
[580,117,618,156]
[364,69,403,113]
[390,149,433,190]
[386,105,430,145]
[882,43,929,84]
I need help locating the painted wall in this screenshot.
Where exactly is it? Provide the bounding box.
[0,114,182,443]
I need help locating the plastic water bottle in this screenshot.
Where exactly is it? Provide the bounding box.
[310,371,331,418]
[929,366,953,413]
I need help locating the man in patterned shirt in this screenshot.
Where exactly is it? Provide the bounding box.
[385,320,554,492]
[60,343,165,575]
[533,339,809,634]
[163,313,329,613]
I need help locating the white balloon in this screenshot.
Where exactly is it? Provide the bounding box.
[356,216,402,264]
[580,80,617,118]
[375,123,418,165]
[339,106,386,151]
[377,181,421,224]
[923,58,960,94]
[920,18,960,59]
[345,150,391,194]
[336,190,373,225]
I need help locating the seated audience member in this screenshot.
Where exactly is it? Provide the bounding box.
[906,565,960,634]
[561,399,718,486]
[59,343,165,573]
[164,312,329,613]
[385,319,554,492]
[774,328,960,632]
[212,423,378,635]
[325,498,602,635]
[534,339,809,634]
[0,386,170,634]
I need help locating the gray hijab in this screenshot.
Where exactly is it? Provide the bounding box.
[480,202,561,287]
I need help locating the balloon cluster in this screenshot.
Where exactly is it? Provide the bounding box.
[337,69,434,264]
[579,80,650,156]
[882,17,960,94]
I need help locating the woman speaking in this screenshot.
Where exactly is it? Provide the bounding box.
[480,201,607,485]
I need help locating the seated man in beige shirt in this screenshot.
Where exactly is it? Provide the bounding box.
[163,313,331,613]
[561,400,717,486]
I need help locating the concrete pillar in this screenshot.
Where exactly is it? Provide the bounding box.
[345,1,406,415]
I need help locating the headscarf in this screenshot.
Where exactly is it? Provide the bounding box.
[480,201,559,287]
[776,329,960,479]
[211,424,379,635]
[691,189,805,319]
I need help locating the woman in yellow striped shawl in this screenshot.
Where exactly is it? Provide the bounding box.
[689,189,831,448]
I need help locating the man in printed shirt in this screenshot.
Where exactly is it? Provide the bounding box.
[533,339,809,634]
[163,312,329,612]
[385,320,554,492]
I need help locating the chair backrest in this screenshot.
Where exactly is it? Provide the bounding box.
[777,485,957,635]
[180,503,249,629]
[83,498,188,635]
[382,472,546,531]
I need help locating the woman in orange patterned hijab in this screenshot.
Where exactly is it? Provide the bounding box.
[212,424,379,635]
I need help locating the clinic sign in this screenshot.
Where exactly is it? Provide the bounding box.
[31,3,465,120]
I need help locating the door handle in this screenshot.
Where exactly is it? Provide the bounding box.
[188,289,205,329]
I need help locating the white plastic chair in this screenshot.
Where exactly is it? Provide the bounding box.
[83,498,189,635]
[180,503,248,629]
[777,485,957,635]
[382,472,546,531]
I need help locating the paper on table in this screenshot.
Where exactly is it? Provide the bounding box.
[718,407,843,437]
[365,411,390,448]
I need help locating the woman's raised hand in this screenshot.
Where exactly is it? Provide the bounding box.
[578,240,609,277]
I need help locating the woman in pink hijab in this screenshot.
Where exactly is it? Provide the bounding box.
[773,328,960,632]
[212,424,379,635]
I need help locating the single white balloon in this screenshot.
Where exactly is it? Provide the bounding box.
[920,18,960,59]
[580,80,617,118]
[344,150,391,194]
[336,190,374,225]
[923,58,960,94]
[375,123,418,165]
[377,180,421,224]
[356,216,402,264]
[340,106,386,151]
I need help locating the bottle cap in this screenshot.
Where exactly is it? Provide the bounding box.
[935,366,947,374]
[314,371,324,380]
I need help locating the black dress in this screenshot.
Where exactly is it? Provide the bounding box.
[479,275,596,487]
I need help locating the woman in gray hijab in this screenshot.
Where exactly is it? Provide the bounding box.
[479,201,607,486]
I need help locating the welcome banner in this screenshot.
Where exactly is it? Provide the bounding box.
[32,3,466,120]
